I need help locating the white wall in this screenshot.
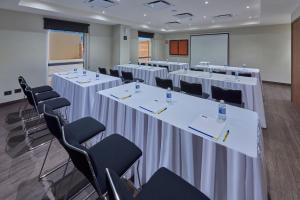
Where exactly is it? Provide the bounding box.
[292,4,300,22]
[0,9,47,103]
[0,9,114,103]
[88,23,113,71]
[162,24,291,84]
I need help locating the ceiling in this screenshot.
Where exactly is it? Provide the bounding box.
[0,0,299,33]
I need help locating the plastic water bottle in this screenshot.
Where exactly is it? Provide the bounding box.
[135,80,140,93]
[166,87,172,104]
[218,100,226,121]
[235,71,239,80]
[96,73,100,80]
[83,70,87,76]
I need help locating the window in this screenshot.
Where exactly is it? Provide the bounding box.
[138,37,152,62]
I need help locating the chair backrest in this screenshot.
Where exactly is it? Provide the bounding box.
[190,68,204,72]
[155,77,174,90]
[18,76,26,85]
[106,168,134,200]
[159,65,169,72]
[62,125,103,196]
[121,71,134,81]
[110,69,120,77]
[43,104,65,144]
[231,72,252,77]
[24,86,38,108]
[98,67,107,75]
[140,63,146,66]
[180,80,203,96]
[212,70,226,74]
[211,86,242,105]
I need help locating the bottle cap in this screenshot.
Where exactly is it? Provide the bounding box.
[220,100,225,103]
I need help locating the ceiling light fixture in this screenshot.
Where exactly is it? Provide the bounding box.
[246,6,250,9]
[144,13,147,17]
[205,1,209,5]
[102,10,105,14]
[203,16,207,19]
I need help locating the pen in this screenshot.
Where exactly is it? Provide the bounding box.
[157,107,167,114]
[223,130,230,142]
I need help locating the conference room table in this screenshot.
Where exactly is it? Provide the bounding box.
[114,64,168,85]
[193,64,262,82]
[91,83,267,200]
[169,69,267,128]
[52,69,122,122]
[148,60,189,72]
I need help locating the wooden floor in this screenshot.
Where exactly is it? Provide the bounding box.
[0,83,299,200]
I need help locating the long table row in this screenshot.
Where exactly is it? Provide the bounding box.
[51,66,267,200]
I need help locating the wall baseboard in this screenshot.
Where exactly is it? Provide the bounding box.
[0,98,26,107]
[262,80,291,86]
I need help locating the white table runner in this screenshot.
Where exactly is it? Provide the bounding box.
[148,60,189,72]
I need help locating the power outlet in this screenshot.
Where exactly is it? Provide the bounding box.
[4,91,12,96]
[14,89,21,93]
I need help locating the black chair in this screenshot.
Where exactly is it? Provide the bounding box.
[121,71,144,83]
[18,76,53,94]
[110,69,120,78]
[40,105,106,181]
[98,67,107,75]
[106,167,210,200]
[159,65,169,72]
[180,80,209,99]
[190,68,204,72]
[155,77,174,90]
[212,70,226,74]
[231,72,252,77]
[140,63,146,66]
[62,123,142,199]
[211,86,244,107]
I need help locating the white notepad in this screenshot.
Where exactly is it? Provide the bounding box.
[188,115,226,139]
[110,90,132,100]
[66,76,78,79]
[139,101,168,114]
[76,79,91,84]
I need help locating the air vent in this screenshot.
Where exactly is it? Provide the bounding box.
[174,13,193,19]
[84,0,118,9]
[145,1,172,9]
[213,14,233,21]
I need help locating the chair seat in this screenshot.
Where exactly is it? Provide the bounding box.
[136,168,210,200]
[36,91,60,102]
[32,85,53,94]
[89,134,142,194]
[65,117,106,143]
[38,98,70,114]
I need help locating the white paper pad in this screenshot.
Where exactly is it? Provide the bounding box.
[66,76,78,79]
[139,101,168,114]
[110,90,132,100]
[76,79,91,84]
[188,115,226,139]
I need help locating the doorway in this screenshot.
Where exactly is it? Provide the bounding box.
[138,37,152,63]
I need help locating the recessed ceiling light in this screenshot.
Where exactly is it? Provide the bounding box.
[144,13,147,17]
[248,16,252,19]
[203,16,207,19]
[102,10,105,14]
[205,1,209,5]
[246,6,250,9]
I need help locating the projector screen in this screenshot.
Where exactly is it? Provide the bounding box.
[190,33,229,67]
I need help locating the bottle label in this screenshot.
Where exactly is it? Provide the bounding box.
[167,93,172,98]
[136,84,140,89]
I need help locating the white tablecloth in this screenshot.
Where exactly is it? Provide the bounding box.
[194,64,261,81]
[169,70,267,128]
[52,70,122,122]
[114,64,168,85]
[91,83,267,200]
[148,60,189,72]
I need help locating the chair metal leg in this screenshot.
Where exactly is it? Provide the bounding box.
[62,157,71,178]
[136,160,141,188]
[38,136,54,180]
